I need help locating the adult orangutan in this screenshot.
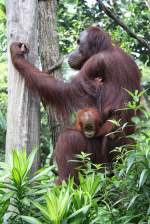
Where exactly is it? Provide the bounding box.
[10,27,141,179]
[54,108,111,184]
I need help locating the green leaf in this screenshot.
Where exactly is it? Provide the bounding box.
[32,201,50,221]
[57,189,71,218]
[147,205,150,215]
[0,110,6,130]
[0,162,10,171]
[123,88,135,98]
[108,119,120,126]
[132,116,141,124]
[18,149,28,178]
[139,169,148,188]
[12,167,21,185]
[21,216,42,224]
[21,198,31,207]
[26,148,38,175]
[0,191,14,202]
[30,166,54,183]
[127,195,139,210]
[138,89,147,97]
[67,205,91,220]
[126,154,136,174]
[45,192,59,221]
[0,182,16,191]
[13,150,21,171]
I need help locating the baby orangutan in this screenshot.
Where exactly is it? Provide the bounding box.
[75,107,102,138]
[54,107,113,184]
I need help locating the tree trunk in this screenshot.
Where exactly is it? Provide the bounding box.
[6,0,40,171]
[38,0,63,148]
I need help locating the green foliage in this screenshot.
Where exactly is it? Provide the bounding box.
[1,101,150,223]
[0,148,55,223]
[1,92,150,223]
[0,0,7,160]
[0,0,6,61]
[57,0,96,53]
[57,0,149,64]
[0,61,7,161]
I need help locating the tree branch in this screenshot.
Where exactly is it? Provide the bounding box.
[48,57,63,74]
[96,0,150,52]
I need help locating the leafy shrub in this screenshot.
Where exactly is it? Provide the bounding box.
[0,149,55,223]
[1,94,150,223]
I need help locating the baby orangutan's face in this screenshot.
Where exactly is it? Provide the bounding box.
[78,109,101,138]
[82,116,97,138]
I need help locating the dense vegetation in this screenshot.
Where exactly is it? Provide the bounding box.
[0,0,150,157]
[1,102,150,223]
[0,0,150,223]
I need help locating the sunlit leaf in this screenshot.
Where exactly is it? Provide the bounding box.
[21,216,42,224]
[12,167,21,185]
[127,195,139,210]
[139,169,148,188]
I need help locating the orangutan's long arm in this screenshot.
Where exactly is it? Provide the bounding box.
[10,42,83,116]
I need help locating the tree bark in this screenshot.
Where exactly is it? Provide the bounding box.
[38,0,63,148]
[6,0,40,171]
